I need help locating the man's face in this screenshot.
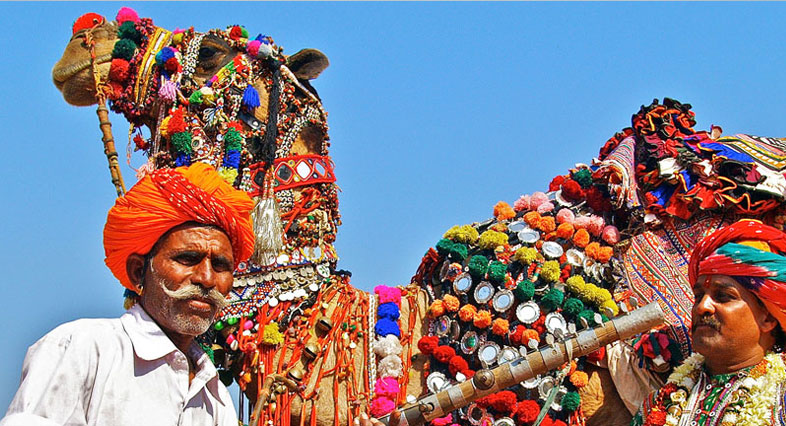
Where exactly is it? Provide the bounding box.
[691,274,773,360]
[140,224,234,338]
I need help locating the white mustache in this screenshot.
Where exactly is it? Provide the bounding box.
[161,284,228,310]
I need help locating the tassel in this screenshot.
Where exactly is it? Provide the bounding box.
[159,79,178,102]
[250,171,284,264]
[242,85,260,109]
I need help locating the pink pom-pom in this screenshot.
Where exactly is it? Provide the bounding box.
[375,285,402,307]
[247,40,261,57]
[115,7,140,24]
[602,225,620,245]
[369,397,396,417]
[556,208,575,225]
[537,201,555,214]
[374,377,400,398]
[530,192,549,209]
[587,215,605,236]
[513,194,531,212]
[159,80,178,102]
[574,215,591,230]
[431,414,453,426]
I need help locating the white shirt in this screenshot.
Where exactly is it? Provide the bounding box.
[1,304,238,426]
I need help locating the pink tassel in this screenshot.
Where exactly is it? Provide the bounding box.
[159,80,178,103]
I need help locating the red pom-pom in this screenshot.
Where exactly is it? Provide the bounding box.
[561,179,584,202]
[115,7,140,24]
[644,411,667,426]
[461,369,475,379]
[133,134,148,150]
[417,336,439,356]
[488,391,517,415]
[448,356,468,376]
[585,186,612,213]
[514,400,540,424]
[586,346,606,364]
[226,121,244,132]
[229,26,244,40]
[164,57,180,74]
[433,346,456,364]
[509,325,526,346]
[539,415,554,426]
[549,175,566,192]
[531,314,546,335]
[168,108,187,134]
[72,13,105,35]
[107,81,124,100]
[553,421,567,426]
[109,58,130,82]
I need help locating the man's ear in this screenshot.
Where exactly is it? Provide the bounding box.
[760,311,779,334]
[126,254,146,294]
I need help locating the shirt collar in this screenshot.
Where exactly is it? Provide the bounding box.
[120,304,225,403]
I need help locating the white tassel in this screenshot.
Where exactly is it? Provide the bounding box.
[250,194,284,265]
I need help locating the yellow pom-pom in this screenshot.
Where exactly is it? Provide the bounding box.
[159,116,171,138]
[218,167,239,185]
[540,260,561,282]
[478,230,508,250]
[443,225,479,244]
[513,247,538,264]
[262,323,284,345]
[565,275,586,294]
[172,32,184,45]
[601,299,620,316]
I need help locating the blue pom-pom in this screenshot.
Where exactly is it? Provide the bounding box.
[377,302,400,321]
[375,318,400,338]
[242,85,260,109]
[175,153,191,167]
[223,150,241,169]
[156,47,176,67]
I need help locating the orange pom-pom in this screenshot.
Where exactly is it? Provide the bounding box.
[569,370,589,388]
[491,318,509,336]
[458,304,477,322]
[556,223,575,239]
[598,246,614,264]
[428,300,446,318]
[538,216,556,233]
[573,228,590,248]
[473,310,492,329]
[585,242,600,260]
[494,201,516,221]
[443,295,460,312]
[523,211,542,227]
[523,329,540,343]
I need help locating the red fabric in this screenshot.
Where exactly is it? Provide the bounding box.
[104,163,255,290]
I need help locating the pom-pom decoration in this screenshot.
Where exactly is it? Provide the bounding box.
[115,7,140,24]
[72,13,105,35]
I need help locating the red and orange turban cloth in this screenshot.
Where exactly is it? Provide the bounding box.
[689,219,786,327]
[104,162,255,291]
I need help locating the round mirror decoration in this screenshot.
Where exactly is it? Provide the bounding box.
[541,241,564,259]
[517,227,540,244]
[453,273,473,294]
[491,289,514,313]
[435,316,451,336]
[545,312,568,336]
[521,375,541,389]
[515,301,540,324]
[507,221,527,233]
[477,341,500,367]
[426,372,449,394]
[497,346,518,365]
[474,281,495,304]
[460,331,479,354]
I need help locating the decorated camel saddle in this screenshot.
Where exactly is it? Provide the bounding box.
[52,7,786,426]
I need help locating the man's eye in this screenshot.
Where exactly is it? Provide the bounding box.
[174,253,201,265]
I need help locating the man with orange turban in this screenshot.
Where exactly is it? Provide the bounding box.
[2,162,255,426]
[633,219,786,426]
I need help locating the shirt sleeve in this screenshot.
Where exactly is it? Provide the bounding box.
[2,327,96,425]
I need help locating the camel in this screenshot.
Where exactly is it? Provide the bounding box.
[53,7,786,426]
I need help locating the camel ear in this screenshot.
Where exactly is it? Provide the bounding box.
[287,49,329,80]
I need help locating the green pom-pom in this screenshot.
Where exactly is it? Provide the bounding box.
[577,309,599,328]
[224,128,243,151]
[572,169,593,189]
[188,90,204,105]
[118,21,143,44]
[241,27,249,38]
[561,391,581,412]
[112,38,138,61]
[171,131,193,154]
[436,239,454,256]
[448,243,468,261]
[487,261,507,283]
[541,288,564,311]
[468,255,489,279]
[562,298,584,317]
[601,314,610,323]
[513,280,535,301]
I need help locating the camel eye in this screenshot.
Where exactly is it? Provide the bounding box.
[199,46,217,60]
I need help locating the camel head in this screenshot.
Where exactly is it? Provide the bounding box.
[52,8,340,280]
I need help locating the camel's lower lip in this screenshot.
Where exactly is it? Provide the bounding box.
[52,53,112,83]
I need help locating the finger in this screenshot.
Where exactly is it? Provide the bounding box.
[388,410,401,426]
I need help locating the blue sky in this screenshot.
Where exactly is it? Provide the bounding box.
[3,1,786,412]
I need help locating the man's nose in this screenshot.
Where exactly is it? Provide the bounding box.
[191,257,217,289]
[693,294,714,316]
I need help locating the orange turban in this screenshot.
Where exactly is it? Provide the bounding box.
[104,162,255,290]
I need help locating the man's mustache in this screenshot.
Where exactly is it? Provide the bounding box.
[161,284,228,310]
[693,315,720,331]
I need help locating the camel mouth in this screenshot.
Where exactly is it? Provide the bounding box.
[52,53,112,86]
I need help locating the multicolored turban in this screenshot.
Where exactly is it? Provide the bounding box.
[104,162,255,290]
[689,219,786,327]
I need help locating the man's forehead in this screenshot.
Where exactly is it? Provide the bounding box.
[694,274,741,289]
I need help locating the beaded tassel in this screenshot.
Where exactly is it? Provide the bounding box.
[251,170,284,264]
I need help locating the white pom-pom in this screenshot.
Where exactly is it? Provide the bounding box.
[258,43,273,58]
[377,355,403,378]
[374,335,403,358]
